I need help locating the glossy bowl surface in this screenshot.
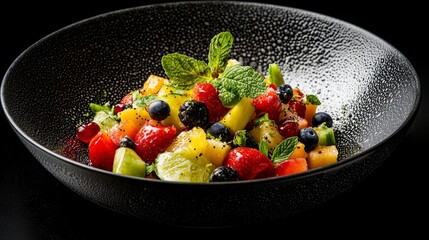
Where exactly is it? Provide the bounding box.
[1,1,420,226]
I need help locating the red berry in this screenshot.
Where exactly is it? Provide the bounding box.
[288,99,306,118]
[192,83,229,122]
[223,147,274,180]
[134,122,177,162]
[88,132,117,171]
[252,88,282,122]
[275,158,308,176]
[76,122,100,143]
[278,120,299,138]
[113,103,125,115]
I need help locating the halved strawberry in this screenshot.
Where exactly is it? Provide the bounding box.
[192,83,229,122]
[88,132,117,171]
[275,158,308,176]
[134,121,177,162]
[252,88,282,122]
[223,147,274,180]
[120,93,133,106]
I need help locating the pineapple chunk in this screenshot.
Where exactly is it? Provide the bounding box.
[118,107,150,128]
[205,139,231,166]
[307,145,338,169]
[249,120,284,154]
[220,97,255,133]
[142,75,168,95]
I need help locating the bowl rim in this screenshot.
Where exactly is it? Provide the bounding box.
[0,0,422,186]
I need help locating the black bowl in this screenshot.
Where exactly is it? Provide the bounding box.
[0,1,420,227]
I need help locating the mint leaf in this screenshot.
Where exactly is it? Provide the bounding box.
[259,141,269,157]
[232,130,247,147]
[212,65,266,107]
[90,102,111,114]
[145,163,155,176]
[268,63,285,87]
[253,113,271,126]
[271,136,298,163]
[208,31,234,78]
[161,53,211,90]
[133,95,157,108]
[306,95,321,105]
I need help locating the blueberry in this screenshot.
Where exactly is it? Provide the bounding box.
[119,136,136,149]
[209,166,240,182]
[149,100,170,121]
[277,84,293,103]
[312,112,333,127]
[207,122,230,142]
[298,127,318,152]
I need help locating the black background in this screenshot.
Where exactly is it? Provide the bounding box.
[1,1,427,238]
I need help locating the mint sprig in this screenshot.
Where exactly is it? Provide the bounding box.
[212,65,266,107]
[208,31,234,78]
[306,94,321,105]
[161,53,211,89]
[271,136,298,163]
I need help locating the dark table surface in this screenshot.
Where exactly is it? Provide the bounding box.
[1,1,427,238]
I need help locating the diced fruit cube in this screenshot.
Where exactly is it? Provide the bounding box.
[205,139,231,166]
[307,145,338,169]
[134,122,177,162]
[113,147,146,177]
[88,132,117,171]
[223,147,274,180]
[249,120,284,154]
[288,142,308,159]
[252,88,282,122]
[313,123,336,146]
[275,158,308,176]
[142,75,168,95]
[93,111,118,132]
[118,107,151,128]
[220,97,255,133]
[107,120,139,146]
[305,103,318,126]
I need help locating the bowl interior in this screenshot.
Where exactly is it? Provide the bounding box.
[1,2,419,169]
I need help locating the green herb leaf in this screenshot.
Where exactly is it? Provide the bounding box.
[232,130,247,147]
[259,141,269,157]
[271,136,298,163]
[145,163,155,176]
[268,63,284,87]
[208,31,234,78]
[212,64,266,107]
[133,95,157,108]
[161,53,211,90]
[306,95,321,105]
[89,102,111,114]
[253,113,272,126]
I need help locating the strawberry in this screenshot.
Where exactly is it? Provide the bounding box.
[252,88,282,122]
[275,158,308,176]
[192,83,229,122]
[288,99,306,118]
[88,131,117,171]
[134,121,177,162]
[223,147,274,180]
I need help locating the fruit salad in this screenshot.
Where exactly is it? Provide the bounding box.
[73,32,339,182]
